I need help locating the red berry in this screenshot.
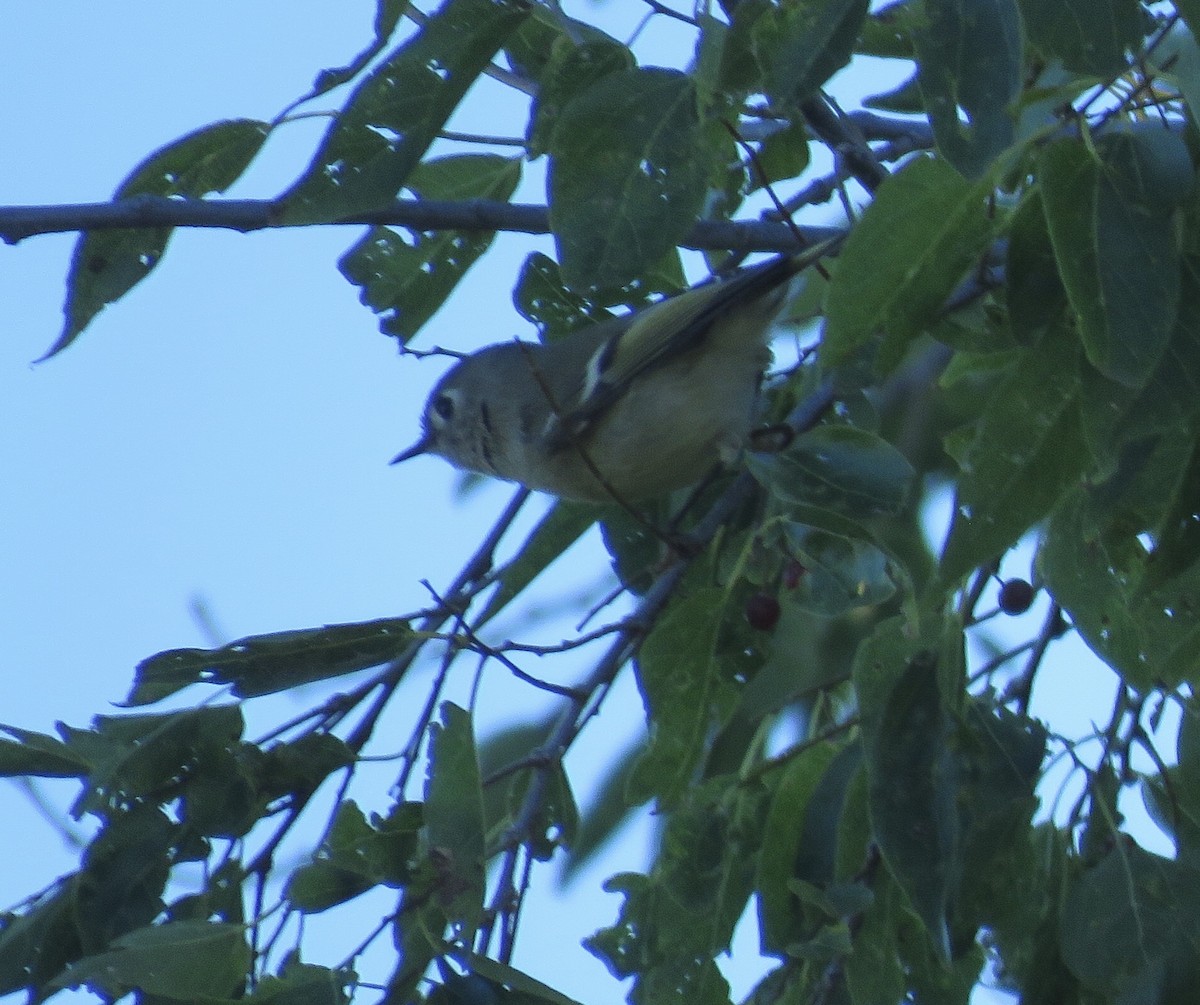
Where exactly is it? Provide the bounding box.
[998,578,1035,614]
[745,592,782,630]
[783,560,807,590]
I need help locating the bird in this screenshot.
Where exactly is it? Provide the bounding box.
[392,246,830,503]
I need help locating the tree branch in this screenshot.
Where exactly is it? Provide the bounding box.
[0,195,842,252]
[477,377,838,953]
[802,95,890,193]
[848,109,934,147]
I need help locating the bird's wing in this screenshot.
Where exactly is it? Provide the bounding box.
[542,249,824,451]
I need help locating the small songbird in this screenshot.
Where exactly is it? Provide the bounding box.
[393,246,830,502]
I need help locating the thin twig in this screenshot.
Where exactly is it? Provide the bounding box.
[242,489,530,916]
[801,94,890,194]
[639,0,696,26]
[421,586,587,698]
[961,560,1001,626]
[475,378,838,950]
[1002,602,1065,713]
[438,130,527,147]
[501,621,628,655]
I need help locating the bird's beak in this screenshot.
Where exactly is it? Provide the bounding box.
[390,435,431,465]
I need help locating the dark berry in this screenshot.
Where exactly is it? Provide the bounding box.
[998,578,1035,614]
[745,592,782,630]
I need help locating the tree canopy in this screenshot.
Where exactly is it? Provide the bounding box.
[3,1,1200,1004]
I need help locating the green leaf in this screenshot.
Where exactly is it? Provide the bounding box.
[47,118,269,358]
[956,705,1045,858]
[781,520,896,617]
[548,68,709,290]
[853,617,956,958]
[757,743,839,953]
[1016,0,1143,76]
[281,0,531,224]
[75,805,177,946]
[51,921,250,999]
[0,887,81,997]
[585,872,734,1003]
[1181,696,1200,773]
[952,704,1046,945]
[939,325,1089,585]
[717,0,770,96]
[370,801,426,884]
[1077,254,1200,466]
[258,732,356,803]
[834,750,873,882]
[822,156,995,371]
[287,805,372,913]
[692,13,732,109]
[390,897,449,1002]
[857,1,923,60]
[168,858,246,925]
[657,785,767,955]
[599,502,668,594]
[750,426,914,518]
[938,351,1020,431]
[1165,699,1200,867]
[465,954,585,1005]
[477,718,556,839]
[1060,845,1200,998]
[245,959,352,1005]
[843,874,906,1005]
[902,914,986,1003]
[751,0,871,107]
[67,705,244,818]
[425,703,486,927]
[1141,437,1200,593]
[339,154,521,343]
[1040,128,1191,387]
[1040,486,1200,690]
[408,151,521,210]
[512,252,616,336]
[179,743,261,839]
[503,7,624,85]
[983,826,1076,1003]
[796,743,864,890]
[527,37,635,159]
[914,0,1021,178]
[627,589,730,807]
[1005,190,1068,344]
[532,769,580,867]
[0,725,90,778]
[128,617,414,704]
[287,800,419,913]
[748,121,811,190]
[115,120,269,197]
[430,971,505,1005]
[587,783,763,1002]
[744,491,914,621]
[477,500,598,626]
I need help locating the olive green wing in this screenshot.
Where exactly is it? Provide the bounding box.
[543,252,806,451]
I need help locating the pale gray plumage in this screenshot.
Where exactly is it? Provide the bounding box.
[394,250,826,502]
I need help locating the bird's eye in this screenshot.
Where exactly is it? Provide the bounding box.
[432,392,456,423]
